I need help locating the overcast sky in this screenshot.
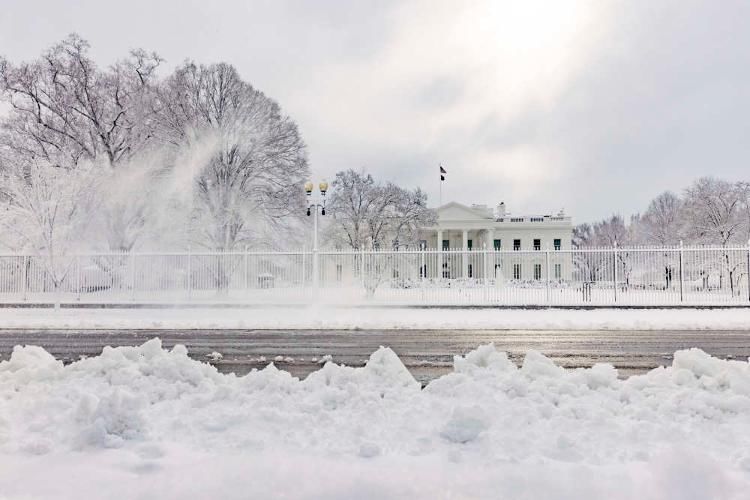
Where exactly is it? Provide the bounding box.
[2,0,749,222]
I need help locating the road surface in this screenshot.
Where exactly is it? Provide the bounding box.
[1,329,749,384]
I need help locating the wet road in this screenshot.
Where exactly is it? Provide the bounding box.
[1,329,749,384]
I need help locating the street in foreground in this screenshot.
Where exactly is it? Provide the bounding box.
[1,328,750,383]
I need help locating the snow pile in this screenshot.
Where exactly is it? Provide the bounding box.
[1,340,750,499]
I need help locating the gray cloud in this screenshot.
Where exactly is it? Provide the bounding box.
[1,0,748,222]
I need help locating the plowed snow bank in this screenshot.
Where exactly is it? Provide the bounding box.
[1,340,749,499]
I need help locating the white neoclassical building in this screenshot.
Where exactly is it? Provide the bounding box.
[422,202,572,251]
[418,201,574,280]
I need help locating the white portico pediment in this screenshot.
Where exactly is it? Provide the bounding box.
[435,202,494,230]
[438,202,493,222]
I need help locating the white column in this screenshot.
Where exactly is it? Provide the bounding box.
[462,229,469,278]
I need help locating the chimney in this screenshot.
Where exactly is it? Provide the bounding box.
[496,202,506,217]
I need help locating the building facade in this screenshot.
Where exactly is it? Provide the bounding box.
[419,202,574,280]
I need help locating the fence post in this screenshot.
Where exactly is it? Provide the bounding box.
[313,248,319,292]
[130,251,136,301]
[483,244,489,304]
[76,255,81,301]
[420,246,426,302]
[613,243,618,304]
[545,244,551,305]
[243,246,249,291]
[187,248,192,300]
[679,241,684,303]
[361,248,365,291]
[21,255,28,301]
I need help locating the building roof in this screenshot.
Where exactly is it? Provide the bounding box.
[429,201,572,230]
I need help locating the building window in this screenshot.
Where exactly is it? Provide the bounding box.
[533,239,541,250]
[467,239,473,250]
[530,217,544,222]
[554,238,561,251]
[511,217,524,222]
[513,263,521,280]
[554,263,562,279]
[442,239,449,250]
[468,264,473,278]
[419,239,427,250]
[534,263,542,280]
[513,239,521,251]
[336,264,343,282]
[493,239,501,250]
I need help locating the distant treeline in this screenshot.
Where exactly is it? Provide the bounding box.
[575,177,750,248]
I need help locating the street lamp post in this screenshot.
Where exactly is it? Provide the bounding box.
[305,180,328,290]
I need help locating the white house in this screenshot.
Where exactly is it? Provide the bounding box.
[422,201,572,251]
[419,202,574,280]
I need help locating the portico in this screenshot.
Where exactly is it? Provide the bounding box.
[427,206,498,279]
[432,230,486,279]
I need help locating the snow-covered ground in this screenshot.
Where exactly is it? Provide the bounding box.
[0,306,749,330]
[1,340,749,499]
[3,284,748,307]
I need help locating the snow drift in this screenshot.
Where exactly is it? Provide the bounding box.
[1,340,750,499]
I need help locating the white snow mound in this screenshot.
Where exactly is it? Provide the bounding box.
[1,340,750,499]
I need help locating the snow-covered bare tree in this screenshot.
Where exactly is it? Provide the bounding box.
[683,177,744,246]
[573,215,631,247]
[572,215,639,285]
[386,184,435,248]
[324,169,435,298]
[736,181,750,243]
[326,169,436,250]
[0,34,161,168]
[638,191,685,246]
[0,34,163,250]
[0,158,97,292]
[631,192,687,289]
[683,177,746,294]
[153,62,308,253]
[572,223,593,249]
